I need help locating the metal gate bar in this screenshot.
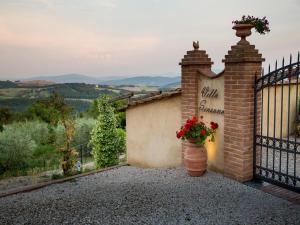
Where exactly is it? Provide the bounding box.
[253,53,300,193]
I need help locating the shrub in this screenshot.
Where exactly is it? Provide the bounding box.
[24,121,49,145]
[90,96,119,168]
[1,121,49,146]
[0,125,36,173]
[116,128,126,154]
[54,118,96,147]
[115,112,126,129]
[54,123,66,146]
[59,119,78,175]
[73,118,95,145]
[30,145,59,169]
[0,107,12,132]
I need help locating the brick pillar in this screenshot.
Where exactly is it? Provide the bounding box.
[223,27,264,182]
[179,42,213,162]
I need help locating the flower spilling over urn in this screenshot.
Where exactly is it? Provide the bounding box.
[231,15,270,45]
[176,116,218,177]
[232,15,270,35]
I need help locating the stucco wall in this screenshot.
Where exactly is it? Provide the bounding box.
[126,95,182,168]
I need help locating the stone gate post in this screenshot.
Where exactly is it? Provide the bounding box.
[223,26,264,182]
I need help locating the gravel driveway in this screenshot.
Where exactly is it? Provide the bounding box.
[0,166,299,225]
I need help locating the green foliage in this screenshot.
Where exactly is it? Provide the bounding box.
[0,118,95,176]
[115,112,126,129]
[116,128,126,154]
[30,145,59,169]
[26,92,73,125]
[111,100,127,129]
[233,15,270,35]
[176,116,218,146]
[23,121,50,145]
[0,107,12,132]
[0,82,123,113]
[59,119,78,175]
[0,125,36,173]
[53,118,96,147]
[73,118,95,145]
[0,98,91,114]
[90,95,120,168]
[86,99,99,118]
[32,145,56,159]
[0,80,17,88]
[2,121,49,146]
[87,99,126,129]
[51,173,64,180]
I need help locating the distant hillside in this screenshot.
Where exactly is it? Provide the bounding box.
[22,73,181,87]
[23,74,101,84]
[0,82,128,112]
[0,83,122,100]
[101,76,180,87]
[17,80,56,87]
[160,81,181,90]
[0,80,18,88]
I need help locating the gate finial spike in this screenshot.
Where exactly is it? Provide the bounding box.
[290,54,292,64]
[275,60,277,70]
[282,57,285,67]
[268,64,270,73]
[298,52,300,62]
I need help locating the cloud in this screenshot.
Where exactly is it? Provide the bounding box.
[95,0,117,8]
[0,13,159,67]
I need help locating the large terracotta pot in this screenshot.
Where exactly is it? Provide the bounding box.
[184,142,207,177]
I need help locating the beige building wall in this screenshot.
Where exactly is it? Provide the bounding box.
[198,75,224,173]
[126,95,182,168]
[262,83,300,138]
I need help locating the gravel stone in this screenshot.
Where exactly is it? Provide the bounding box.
[0,166,299,225]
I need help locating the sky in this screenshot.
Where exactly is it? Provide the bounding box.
[0,0,299,79]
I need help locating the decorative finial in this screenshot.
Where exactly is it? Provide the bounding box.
[193,41,199,50]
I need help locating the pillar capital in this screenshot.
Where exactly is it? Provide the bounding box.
[223,25,265,64]
[179,42,213,66]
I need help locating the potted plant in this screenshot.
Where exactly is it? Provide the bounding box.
[176,115,218,177]
[232,15,270,44]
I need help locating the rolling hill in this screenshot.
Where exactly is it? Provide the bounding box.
[21,74,181,87]
[22,74,101,84]
[101,76,180,87]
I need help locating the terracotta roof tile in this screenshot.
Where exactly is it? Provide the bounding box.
[123,88,182,110]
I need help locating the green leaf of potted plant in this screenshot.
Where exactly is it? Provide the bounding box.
[232,15,270,44]
[176,115,218,176]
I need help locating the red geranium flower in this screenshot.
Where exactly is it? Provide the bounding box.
[210,122,219,130]
[176,130,185,138]
[176,116,218,145]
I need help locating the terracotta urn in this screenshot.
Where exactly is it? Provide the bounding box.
[233,24,254,44]
[184,142,207,177]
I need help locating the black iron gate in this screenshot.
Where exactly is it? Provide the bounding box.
[253,53,300,193]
